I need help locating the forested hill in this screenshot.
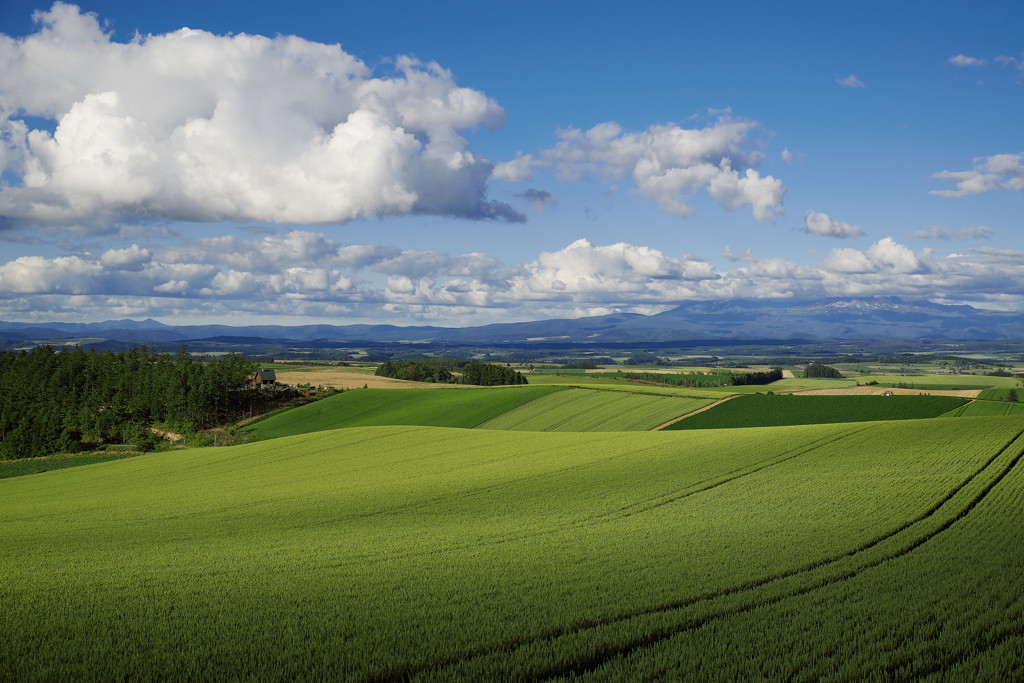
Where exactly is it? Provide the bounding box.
[0,347,256,459]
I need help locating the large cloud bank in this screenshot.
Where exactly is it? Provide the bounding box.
[0,3,521,226]
[2,231,1022,324]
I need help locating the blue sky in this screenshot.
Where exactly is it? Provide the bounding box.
[0,1,1021,325]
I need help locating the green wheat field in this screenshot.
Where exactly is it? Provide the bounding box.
[3,384,1024,679]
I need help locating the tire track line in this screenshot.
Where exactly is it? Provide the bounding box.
[650,395,737,431]
[530,432,1024,682]
[893,621,1024,681]
[348,428,866,570]
[400,429,1024,682]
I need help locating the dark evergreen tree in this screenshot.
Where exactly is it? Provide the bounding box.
[803,363,844,379]
[458,363,527,386]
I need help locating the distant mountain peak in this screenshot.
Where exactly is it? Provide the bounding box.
[0,295,1021,344]
[94,318,168,329]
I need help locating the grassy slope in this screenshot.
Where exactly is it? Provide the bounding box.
[244,385,566,437]
[2,417,1023,680]
[977,386,1023,401]
[664,393,969,430]
[476,389,712,431]
[0,453,140,479]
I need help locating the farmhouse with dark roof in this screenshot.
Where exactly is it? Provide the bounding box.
[255,368,277,386]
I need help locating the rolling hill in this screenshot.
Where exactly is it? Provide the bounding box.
[2,417,1023,679]
[243,385,566,437]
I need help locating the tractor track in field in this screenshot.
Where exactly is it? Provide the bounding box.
[390,429,1024,683]
[340,427,867,570]
[650,395,737,431]
[594,426,871,521]
[896,620,1024,681]
[525,431,1024,682]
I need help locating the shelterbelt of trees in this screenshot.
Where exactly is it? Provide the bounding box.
[375,359,528,386]
[619,368,783,388]
[803,363,845,379]
[0,346,257,460]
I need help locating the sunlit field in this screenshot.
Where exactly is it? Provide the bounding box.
[3,417,1023,680]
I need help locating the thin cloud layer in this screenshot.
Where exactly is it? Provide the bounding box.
[948,54,987,67]
[0,3,521,227]
[911,225,993,240]
[930,153,1024,197]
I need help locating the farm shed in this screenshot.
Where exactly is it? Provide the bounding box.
[255,368,277,386]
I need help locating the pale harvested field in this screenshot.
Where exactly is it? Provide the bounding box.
[582,367,763,374]
[791,386,981,398]
[274,369,470,389]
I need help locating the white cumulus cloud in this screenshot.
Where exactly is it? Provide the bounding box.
[100,244,152,269]
[0,3,521,227]
[803,210,864,238]
[492,154,540,182]
[821,237,924,274]
[538,117,784,220]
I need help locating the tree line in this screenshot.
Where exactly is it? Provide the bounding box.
[618,368,783,388]
[375,359,527,386]
[803,363,845,379]
[0,346,258,460]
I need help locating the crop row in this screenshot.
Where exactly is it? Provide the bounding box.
[408,423,1024,680]
[475,388,712,431]
[244,385,566,438]
[977,386,1024,401]
[665,393,969,430]
[942,399,1024,418]
[568,428,1024,681]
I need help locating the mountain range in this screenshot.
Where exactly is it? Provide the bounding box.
[1,297,1022,344]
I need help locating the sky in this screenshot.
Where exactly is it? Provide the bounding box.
[0,1,1021,326]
